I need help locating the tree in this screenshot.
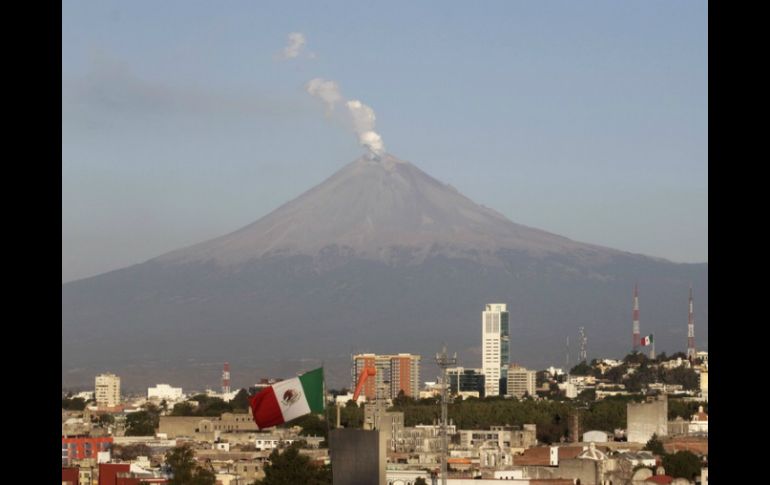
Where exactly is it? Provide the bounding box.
[662,367,699,390]
[231,388,251,411]
[668,399,706,420]
[198,397,233,416]
[623,352,649,365]
[643,434,666,456]
[576,388,596,403]
[582,396,634,433]
[112,444,152,461]
[166,446,216,485]
[125,410,159,436]
[603,364,627,384]
[62,397,86,410]
[339,403,363,428]
[292,413,328,441]
[171,402,196,416]
[253,443,331,485]
[99,414,115,426]
[569,361,593,376]
[392,389,416,407]
[662,450,702,480]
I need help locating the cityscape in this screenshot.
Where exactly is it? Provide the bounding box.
[62,2,707,484]
[63,295,708,485]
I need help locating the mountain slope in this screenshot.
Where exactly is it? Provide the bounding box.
[62,154,707,390]
[157,154,618,266]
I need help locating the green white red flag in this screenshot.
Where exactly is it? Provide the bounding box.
[249,367,325,429]
[641,334,653,346]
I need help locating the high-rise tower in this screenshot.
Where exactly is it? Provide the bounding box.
[95,373,121,408]
[482,303,510,397]
[632,284,640,352]
[687,287,696,360]
[351,353,421,399]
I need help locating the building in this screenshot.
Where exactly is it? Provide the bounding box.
[458,425,537,451]
[482,303,510,397]
[62,436,114,463]
[255,434,300,451]
[700,370,708,401]
[688,406,708,435]
[330,428,387,485]
[159,413,258,438]
[62,467,80,485]
[390,354,420,398]
[419,381,442,399]
[506,366,536,399]
[95,373,121,408]
[447,367,485,398]
[99,463,130,485]
[564,382,579,399]
[352,353,421,399]
[627,394,668,443]
[147,384,183,401]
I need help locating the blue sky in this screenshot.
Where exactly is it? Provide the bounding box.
[62,1,707,282]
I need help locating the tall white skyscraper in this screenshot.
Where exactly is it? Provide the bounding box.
[95,373,121,408]
[482,303,510,396]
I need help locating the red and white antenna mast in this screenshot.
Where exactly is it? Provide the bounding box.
[687,287,696,360]
[632,283,640,352]
[222,362,231,394]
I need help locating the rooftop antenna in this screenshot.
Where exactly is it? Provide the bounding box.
[435,345,457,485]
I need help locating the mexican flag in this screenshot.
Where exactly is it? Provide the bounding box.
[249,367,325,429]
[641,334,653,346]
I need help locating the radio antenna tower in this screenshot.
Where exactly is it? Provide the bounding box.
[578,327,587,363]
[632,283,640,352]
[222,362,230,394]
[687,286,696,360]
[435,345,457,485]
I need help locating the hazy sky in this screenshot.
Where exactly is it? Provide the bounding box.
[62,1,707,283]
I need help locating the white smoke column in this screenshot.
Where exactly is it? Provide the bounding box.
[305,78,342,115]
[305,79,386,157]
[346,100,385,156]
[280,32,306,59]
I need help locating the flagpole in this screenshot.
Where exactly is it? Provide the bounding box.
[321,362,334,472]
[321,361,331,431]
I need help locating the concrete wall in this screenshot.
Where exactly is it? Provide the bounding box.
[583,430,609,443]
[521,459,599,485]
[158,417,201,438]
[330,428,385,485]
[627,395,668,444]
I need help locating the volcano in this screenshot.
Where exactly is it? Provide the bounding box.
[62,154,707,390]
